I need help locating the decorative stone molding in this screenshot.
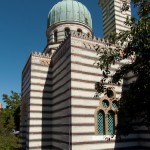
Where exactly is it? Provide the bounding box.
[70,31,116,46]
[52,30,121,56]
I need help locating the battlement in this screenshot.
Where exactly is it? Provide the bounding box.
[71,31,110,43]
[56,31,114,51]
[31,52,51,59]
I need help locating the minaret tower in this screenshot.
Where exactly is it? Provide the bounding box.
[99,0,131,38]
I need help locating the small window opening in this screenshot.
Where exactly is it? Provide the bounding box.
[65,28,70,38]
[77,29,82,35]
[54,30,58,42]
[87,32,90,37]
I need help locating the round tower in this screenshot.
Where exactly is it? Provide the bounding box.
[44,0,93,53]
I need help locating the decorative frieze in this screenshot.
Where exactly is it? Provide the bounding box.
[31,52,51,66]
[40,59,51,66]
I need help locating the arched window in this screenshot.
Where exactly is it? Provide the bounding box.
[65,28,70,38]
[87,32,90,37]
[97,110,105,135]
[77,29,82,35]
[95,89,118,135]
[95,88,118,135]
[54,30,58,42]
[108,111,115,135]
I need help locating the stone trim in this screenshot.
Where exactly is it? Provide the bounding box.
[28,105,71,114]
[72,138,142,145]
[21,123,94,128]
[29,115,71,121]
[28,114,94,121]
[95,89,119,135]
[71,87,121,95]
[31,75,52,81]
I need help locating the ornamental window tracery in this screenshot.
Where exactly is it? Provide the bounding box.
[95,88,118,135]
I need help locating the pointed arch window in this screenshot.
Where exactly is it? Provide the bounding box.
[97,110,105,135]
[95,89,118,135]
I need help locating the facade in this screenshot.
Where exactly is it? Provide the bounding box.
[20,0,150,150]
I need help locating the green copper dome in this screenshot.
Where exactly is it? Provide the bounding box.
[47,0,92,29]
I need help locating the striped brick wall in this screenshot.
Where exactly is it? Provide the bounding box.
[28,54,52,149]
[99,0,131,38]
[21,53,52,149]
[50,38,72,149]
[20,55,31,149]
[21,32,150,149]
[70,36,139,150]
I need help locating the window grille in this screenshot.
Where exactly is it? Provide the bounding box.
[97,111,105,135]
[102,100,109,108]
[112,101,118,109]
[108,111,115,135]
[54,30,58,42]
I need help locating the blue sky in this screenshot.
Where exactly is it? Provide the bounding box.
[0,0,136,108]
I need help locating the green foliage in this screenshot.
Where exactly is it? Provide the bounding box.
[0,91,21,149]
[0,119,21,150]
[2,91,21,130]
[95,0,150,134]
[3,91,21,110]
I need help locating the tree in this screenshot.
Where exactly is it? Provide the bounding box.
[2,91,21,130]
[0,91,21,149]
[95,0,150,134]
[0,112,21,150]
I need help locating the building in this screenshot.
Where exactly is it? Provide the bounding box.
[20,0,150,149]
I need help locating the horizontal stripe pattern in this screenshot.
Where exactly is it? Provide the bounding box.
[20,28,149,150]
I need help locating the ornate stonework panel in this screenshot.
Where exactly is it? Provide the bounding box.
[40,59,51,66]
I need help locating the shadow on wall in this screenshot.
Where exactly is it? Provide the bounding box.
[42,63,52,149]
[42,44,72,149]
[114,81,150,150]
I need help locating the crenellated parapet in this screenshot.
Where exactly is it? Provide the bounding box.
[70,31,111,44]
[31,52,52,66]
[31,52,51,58]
